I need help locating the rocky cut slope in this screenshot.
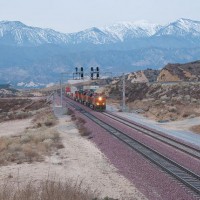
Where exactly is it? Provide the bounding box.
[157,61,200,82]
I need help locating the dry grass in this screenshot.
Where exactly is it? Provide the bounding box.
[0,127,63,165]
[190,125,200,134]
[75,117,92,137]
[0,178,98,200]
[32,107,57,128]
[66,108,91,136]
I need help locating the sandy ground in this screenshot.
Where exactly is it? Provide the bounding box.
[0,111,146,200]
[157,117,200,131]
[0,118,32,137]
[107,104,200,146]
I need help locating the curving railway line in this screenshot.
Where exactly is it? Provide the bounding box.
[64,96,200,197]
[102,112,200,160]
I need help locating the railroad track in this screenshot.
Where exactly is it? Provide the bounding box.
[64,97,200,196]
[102,112,200,160]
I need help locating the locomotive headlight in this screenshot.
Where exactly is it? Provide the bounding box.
[98,97,102,101]
[96,102,100,105]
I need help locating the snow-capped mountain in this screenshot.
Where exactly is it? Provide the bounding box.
[155,18,200,37]
[68,27,116,44]
[102,21,161,41]
[67,18,200,44]
[1,18,200,86]
[0,21,70,46]
[1,18,200,46]
[68,21,161,44]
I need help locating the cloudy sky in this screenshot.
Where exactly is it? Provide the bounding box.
[0,0,200,33]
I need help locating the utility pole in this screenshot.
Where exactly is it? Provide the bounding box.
[122,73,126,112]
[60,78,63,107]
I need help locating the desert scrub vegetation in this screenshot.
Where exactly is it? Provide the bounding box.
[0,101,62,165]
[0,127,63,165]
[65,108,91,136]
[32,107,57,128]
[0,178,118,200]
[0,178,98,200]
[0,98,50,122]
[66,108,91,136]
[66,108,77,121]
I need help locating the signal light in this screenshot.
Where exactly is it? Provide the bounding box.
[90,67,94,80]
[96,67,99,79]
[80,67,84,79]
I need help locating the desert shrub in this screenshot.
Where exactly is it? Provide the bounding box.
[15,111,32,119]
[22,144,40,162]
[74,117,91,137]
[182,111,191,118]
[44,119,54,127]
[79,126,92,137]
[71,114,76,121]
[66,108,74,115]
[76,117,86,124]
[190,125,200,133]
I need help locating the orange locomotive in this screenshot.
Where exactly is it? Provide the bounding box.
[73,90,106,111]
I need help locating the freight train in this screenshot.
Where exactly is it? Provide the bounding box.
[66,87,106,111]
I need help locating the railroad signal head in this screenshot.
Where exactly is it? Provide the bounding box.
[80,67,84,79]
[91,72,93,80]
[96,67,99,79]
[75,67,78,73]
[90,67,94,80]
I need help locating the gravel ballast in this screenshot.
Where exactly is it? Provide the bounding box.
[65,97,199,200]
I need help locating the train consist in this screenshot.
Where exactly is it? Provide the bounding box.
[66,87,106,111]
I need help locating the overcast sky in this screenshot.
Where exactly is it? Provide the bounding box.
[0,0,200,33]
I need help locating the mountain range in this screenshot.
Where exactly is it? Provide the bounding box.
[0,18,200,87]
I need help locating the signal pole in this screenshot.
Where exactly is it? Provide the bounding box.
[122,73,126,112]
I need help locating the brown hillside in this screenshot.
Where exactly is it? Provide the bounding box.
[157,61,200,82]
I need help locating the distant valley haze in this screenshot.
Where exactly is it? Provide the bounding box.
[0,18,200,87]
